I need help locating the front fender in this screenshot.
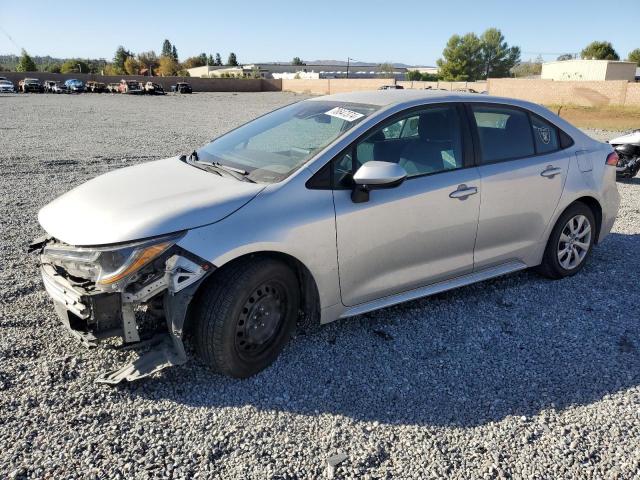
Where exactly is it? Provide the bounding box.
[175,173,341,313]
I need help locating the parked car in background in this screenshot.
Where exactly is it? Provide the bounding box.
[0,79,15,93]
[106,83,120,93]
[31,90,620,383]
[19,78,44,93]
[51,82,67,94]
[85,81,106,93]
[43,80,61,93]
[118,79,143,94]
[64,79,85,93]
[379,85,404,90]
[171,82,192,94]
[144,82,165,95]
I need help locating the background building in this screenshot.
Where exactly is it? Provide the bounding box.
[409,66,439,75]
[187,63,408,80]
[541,60,637,81]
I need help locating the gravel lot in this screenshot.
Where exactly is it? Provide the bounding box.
[1,92,639,479]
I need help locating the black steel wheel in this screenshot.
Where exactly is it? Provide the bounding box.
[193,257,299,378]
[234,280,289,360]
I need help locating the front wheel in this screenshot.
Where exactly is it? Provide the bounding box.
[536,202,596,279]
[192,257,300,378]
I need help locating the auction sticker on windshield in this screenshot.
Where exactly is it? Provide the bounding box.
[325,107,365,122]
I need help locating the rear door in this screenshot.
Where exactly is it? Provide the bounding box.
[469,104,570,268]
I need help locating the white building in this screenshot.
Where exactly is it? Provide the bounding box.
[186,65,267,78]
[409,66,439,75]
[541,60,636,81]
[271,71,320,80]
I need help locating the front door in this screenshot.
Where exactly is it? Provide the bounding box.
[332,104,481,306]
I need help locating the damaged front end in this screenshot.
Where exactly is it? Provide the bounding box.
[29,233,213,384]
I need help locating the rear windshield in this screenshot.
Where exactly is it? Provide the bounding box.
[197,100,379,183]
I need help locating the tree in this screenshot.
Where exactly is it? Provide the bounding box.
[292,56,305,66]
[113,46,133,74]
[123,56,140,75]
[60,59,90,74]
[437,33,483,81]
[479,28,520,79]
[137,51,159,74]
[406,70,423,81]
[227,52,238,66]
[379,62,395,78]
[215,53,222,66]
[15,49,37,72]
[512,56,543,78]
[183,55,207,69]
[161,39,173,58]
[628,48,640,66]
[45,63,61,73]
[156,55,179,76]
[557,53,574,61]
[581,41,619,60]
[103,63,121,76]
[172,45,178,62]
[405,70,439,81]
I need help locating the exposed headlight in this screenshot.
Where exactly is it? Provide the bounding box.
[43,233,183,290]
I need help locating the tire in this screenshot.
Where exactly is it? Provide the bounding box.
[536,202,596,279]
[193,257,300,378]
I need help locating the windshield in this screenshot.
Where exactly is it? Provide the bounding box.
[197,100,378,183]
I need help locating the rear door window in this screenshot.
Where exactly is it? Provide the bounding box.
[471,105,535,163]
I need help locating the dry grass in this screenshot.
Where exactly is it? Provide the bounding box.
[546,104,640,131]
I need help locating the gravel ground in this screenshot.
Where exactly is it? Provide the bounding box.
[1,92,639,479]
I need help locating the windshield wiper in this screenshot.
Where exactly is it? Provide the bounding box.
[210,161,256,183]
[183,151,255,183]
[212,162,248,175]
[181,151,222,176]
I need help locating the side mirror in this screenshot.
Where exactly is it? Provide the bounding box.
[351,161,407,203]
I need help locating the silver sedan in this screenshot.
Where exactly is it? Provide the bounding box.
[33,90,620,383]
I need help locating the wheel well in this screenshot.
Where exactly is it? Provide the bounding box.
[184,251,321,334]
[572,196,602,243]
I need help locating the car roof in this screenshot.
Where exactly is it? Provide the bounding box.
[308,89,495,107]
[305,89,590,151]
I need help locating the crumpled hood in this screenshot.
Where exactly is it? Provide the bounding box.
[38,157,265,246]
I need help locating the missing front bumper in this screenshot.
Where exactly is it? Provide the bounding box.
[39,253,213,383]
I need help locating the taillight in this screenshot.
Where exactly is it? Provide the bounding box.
[606,151,619,166]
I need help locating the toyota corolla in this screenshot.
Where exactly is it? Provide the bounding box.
[31,90,620,383]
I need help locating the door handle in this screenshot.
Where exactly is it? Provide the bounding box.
[540,165,562,178]
[449,184,478,200]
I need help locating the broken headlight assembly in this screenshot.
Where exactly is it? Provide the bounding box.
[42,233,184,291]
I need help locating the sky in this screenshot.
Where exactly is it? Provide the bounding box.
[0,0,638,66]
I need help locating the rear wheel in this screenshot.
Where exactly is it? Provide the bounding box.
[193,257,299,378]
[537,202,596,279]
